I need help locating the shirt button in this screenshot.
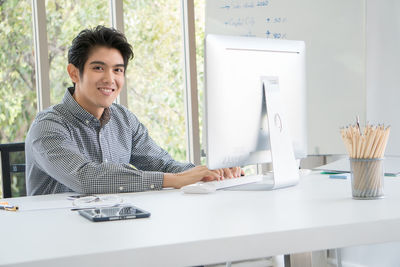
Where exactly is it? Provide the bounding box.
[150,184,155,189]
[104,158,108,163]
[119,186,124,191]
[85,120,89,125]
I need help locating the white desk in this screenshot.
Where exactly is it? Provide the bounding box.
[1,174,400,267]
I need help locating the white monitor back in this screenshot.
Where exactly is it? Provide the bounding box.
[204,34,307,170]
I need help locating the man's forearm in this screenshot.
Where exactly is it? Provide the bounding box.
[163,173,178,188]
[162,166,223,189]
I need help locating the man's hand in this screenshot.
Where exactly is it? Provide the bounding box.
[221,167,245,179]
[202,167,244,181]
[163,166,245,189]
[163,165,220,189]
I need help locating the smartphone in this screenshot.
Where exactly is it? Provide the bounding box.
[78,205,151,222]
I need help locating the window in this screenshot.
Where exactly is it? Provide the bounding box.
[0,0,36,143]
[0,0,200,178]
[46,0,110,105]
[0,1,199,161]
[0,0,36,197]
[123,0,187,162]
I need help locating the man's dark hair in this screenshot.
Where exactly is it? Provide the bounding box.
[68,25,134,76]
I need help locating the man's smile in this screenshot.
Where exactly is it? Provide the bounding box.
[98,87,115,96]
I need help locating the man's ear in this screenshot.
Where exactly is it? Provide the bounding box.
[67,64,80,84]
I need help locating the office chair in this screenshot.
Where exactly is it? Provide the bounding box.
[0,142,26,198]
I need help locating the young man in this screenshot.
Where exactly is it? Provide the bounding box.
[26,26,241,195]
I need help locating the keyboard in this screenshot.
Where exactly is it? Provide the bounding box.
[205,175,264,189]
[181,175,265,194]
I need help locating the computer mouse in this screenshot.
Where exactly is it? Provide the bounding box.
[181,183,217,194]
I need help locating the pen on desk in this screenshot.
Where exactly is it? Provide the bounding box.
[0,203,19,211]
[70,204,122,211]
[320,171,342,175]
[70,207,97,211]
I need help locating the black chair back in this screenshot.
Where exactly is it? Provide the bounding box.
[0,142,26,198]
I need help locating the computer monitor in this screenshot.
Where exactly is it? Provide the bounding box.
[204,34,307,171]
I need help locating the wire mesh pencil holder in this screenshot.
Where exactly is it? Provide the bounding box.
[349,158,384,199]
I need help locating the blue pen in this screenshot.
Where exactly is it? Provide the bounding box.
[329,173,350,179]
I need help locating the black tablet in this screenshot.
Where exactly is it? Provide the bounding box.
[78,205,151,222]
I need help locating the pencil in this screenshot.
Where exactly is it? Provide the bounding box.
[340,120,390,198]
[0,204,19,211]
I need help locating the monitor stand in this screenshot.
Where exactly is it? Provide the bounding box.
[225,76,299,191]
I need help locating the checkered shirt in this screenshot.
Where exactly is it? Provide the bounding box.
[25,88,195,195]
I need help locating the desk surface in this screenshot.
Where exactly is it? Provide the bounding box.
[1,173,400,267]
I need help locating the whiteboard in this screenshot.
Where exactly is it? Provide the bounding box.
[206,0,365,155]
[366,0,400,156]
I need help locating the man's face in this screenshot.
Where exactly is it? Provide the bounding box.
[68,46,125,119]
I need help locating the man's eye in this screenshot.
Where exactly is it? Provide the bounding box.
[93,66,103,70]
[115,68,124,73]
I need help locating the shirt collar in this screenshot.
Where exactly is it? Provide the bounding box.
[63,87,111,127]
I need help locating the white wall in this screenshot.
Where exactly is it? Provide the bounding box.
[366,0,400,156]
[206,0,366,155]
[338,1,400,266]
